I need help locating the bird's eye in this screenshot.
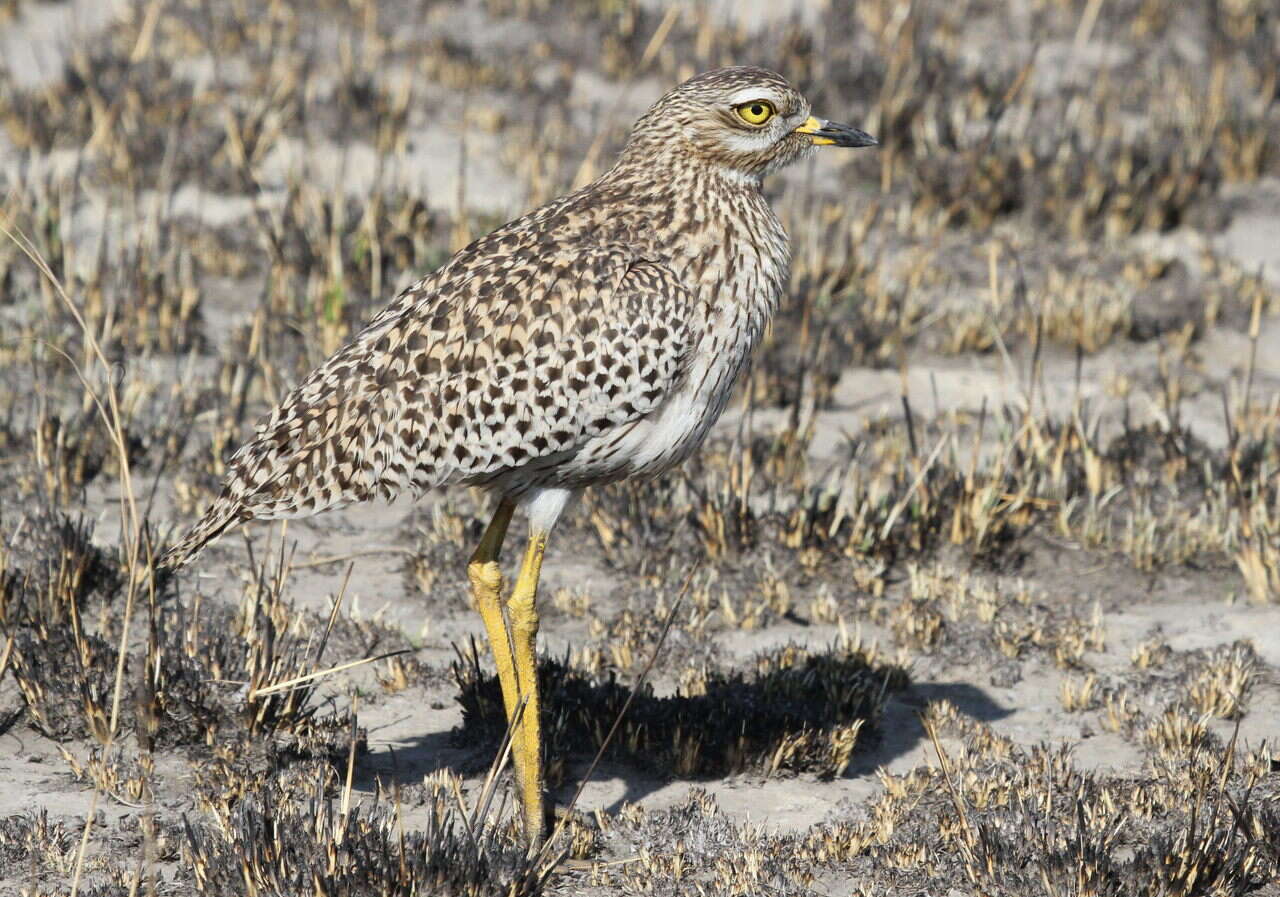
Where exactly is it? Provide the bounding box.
[735,101,775,126]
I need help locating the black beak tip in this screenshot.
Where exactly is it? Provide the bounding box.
[843,128,878,148]
[812,121,879,148]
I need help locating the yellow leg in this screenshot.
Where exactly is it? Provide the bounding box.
[467,500,520,750]
[508,530,548,845]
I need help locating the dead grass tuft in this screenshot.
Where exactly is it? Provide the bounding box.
[182,761,534,897]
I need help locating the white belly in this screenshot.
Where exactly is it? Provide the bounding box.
[566,328,753,483]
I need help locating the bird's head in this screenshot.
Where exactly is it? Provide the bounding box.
[623,66,877,184]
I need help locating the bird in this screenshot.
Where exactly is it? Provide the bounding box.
[161,66,876,846]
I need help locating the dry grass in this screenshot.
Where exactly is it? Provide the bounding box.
[0,0,1278,894]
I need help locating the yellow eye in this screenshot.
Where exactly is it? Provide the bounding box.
[735,101,775,126]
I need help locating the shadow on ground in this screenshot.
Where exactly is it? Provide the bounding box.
[350,659,1011,814]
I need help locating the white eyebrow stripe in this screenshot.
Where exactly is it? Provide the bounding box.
[726,88,783,107]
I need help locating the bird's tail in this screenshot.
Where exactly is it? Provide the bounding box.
[159,498,244,571]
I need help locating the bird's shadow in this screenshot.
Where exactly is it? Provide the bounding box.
[349,650,1014,817]
[842,679,1012,780]
[351,729,479,794]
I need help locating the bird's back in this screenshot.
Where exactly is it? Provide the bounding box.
[161,180,709,569]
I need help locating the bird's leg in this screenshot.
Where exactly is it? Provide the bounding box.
[467,500,521,747]
[508,528,548,845]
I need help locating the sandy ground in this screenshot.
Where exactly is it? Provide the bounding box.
[1,0,1279,895]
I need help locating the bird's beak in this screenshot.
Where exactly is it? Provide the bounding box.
[794,116,878,148]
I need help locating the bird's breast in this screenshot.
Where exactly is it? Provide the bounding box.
[569,335,753,481]
[567,226,788,483]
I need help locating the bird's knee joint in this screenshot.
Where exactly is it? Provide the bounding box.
[468,560,503,598]
[507,592,539,634]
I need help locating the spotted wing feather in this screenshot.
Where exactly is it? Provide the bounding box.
[161,242,690,569]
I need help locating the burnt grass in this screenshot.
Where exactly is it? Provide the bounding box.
[3,0,1280,894]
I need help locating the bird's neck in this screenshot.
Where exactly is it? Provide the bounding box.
[603,151,775,241]
[613,140,765,193]
[599,152,790,327]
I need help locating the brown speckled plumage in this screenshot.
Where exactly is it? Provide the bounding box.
[163,65,876,846]
[163,66,869,568]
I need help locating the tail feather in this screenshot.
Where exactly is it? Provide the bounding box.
[161,313,412,572]
[160,498,245,571]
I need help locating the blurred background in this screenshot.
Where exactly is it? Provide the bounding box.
[1,2,1279,895]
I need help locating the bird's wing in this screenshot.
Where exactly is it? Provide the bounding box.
[161,243,692,570]
[379,250,694,490]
